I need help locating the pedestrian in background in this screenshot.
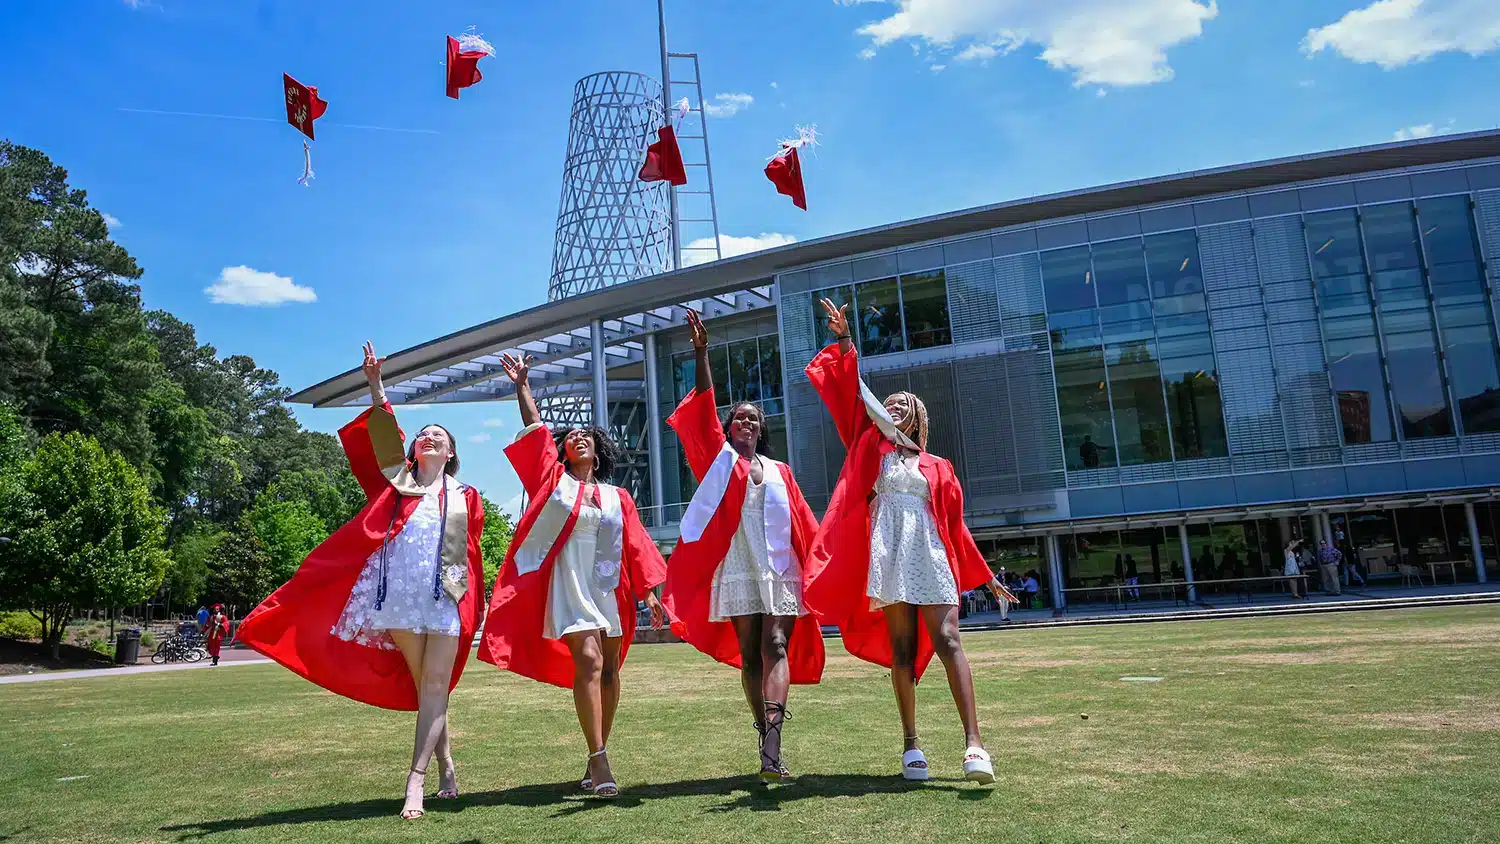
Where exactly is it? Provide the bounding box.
[1318,541,1343,596]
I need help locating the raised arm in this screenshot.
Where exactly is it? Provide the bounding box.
[687,309,712,395]
[666,310,729,479]
[340,342,407,501]
[499,352,557,495]
[804,298,872,448]
[503,352,541,428]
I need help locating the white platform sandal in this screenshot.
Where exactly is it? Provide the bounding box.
[589,748,618,799]
[901,740,930,781]
[963,746,996,784]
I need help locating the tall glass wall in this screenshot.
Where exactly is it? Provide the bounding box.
[670,332,787,497]
[1043,232,1229,470]
[807,271,953,358]
[1308,197,1500,443]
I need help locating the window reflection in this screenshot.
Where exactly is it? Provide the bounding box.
[1361,203,1422,272]
[708,345,730,401]
[1041,246,1095,312]
[1163,355,1229,459]
[855,277,906,356]
[1145,231,1204,298]
[759,337,784,415]
[1106,339,1172,465]
[1420,196,1500,434]
[1306,210,1366,278]
[728,338,762,404]
[901,270,952,349]
[1052,322,1117,470]
[812,284,854,348]
[1091,238,1150,307]
[1364,203,1452,438]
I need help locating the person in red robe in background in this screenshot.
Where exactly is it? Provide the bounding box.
[804,298,1016,785]
[477,352,668,799]
[203,604,230,666]
[236,342,487,820]
[662,310,825,782]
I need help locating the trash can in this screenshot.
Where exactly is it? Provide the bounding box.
[115,629,141,665]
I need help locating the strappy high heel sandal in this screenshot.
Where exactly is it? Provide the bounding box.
[589,748,618,799]
[901,736,929,782]
[433,758,459,800]
[759,702,792,783]
[401,766,427,819]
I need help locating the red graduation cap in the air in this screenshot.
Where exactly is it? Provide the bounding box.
[446,31,495,99]
[765,126,817,211]
[640,98,690,186]
[283,73,327,140]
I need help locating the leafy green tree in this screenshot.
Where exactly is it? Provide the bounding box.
[246,488,328,591]
[0,432,169,658]
[205,520,272,612]
[266,468,363,535]
[164,524,226,610]
[479,496,515,593]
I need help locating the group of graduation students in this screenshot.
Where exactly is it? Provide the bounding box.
[235,300,1017,819]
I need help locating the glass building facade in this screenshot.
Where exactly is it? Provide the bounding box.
[635,151,1500,604]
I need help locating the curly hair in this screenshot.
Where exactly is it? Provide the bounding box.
[554,425,620,481]
[405,424,460,476]
[721,402,773,459]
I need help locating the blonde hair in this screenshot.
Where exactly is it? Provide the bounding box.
[887,391,929,451]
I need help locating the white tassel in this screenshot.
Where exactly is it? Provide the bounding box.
[456,27,496,56]
[298,141,315,187]
[674,97,691,120]
[768,124,819,160]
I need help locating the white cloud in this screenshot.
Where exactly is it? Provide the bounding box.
[482,418,506,428]
[204,265,317,307]
[468,433,492,444]
[859,47,878,59]
[101,213,122,230]
[843,0,1218,87]
[930,63,947,72]
[769,81,779,88]
[1392,120,1456,141]
[682,233,798,268]
[702,93,754,118]
[1303,0,1500,69]
[499,492,524,519]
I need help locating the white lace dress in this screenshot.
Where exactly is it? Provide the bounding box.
[333,481,462,649]
[543,499,623,640]
[867,451,959,609]
[709,472,804,621]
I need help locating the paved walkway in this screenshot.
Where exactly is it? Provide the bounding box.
[0,655,272,685]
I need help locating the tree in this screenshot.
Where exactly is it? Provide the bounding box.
[0,432,169,658]
[479,496,515,593]
[164,525,226,610]
[246,489,328,591]
[205,520,272,613]
[266,468,363,535]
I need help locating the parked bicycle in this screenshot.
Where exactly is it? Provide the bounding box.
[150,633,207,664]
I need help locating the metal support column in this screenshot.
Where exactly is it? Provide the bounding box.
[1466,502,1488,584]
[644,333,665,525]
[1045,534,1065,610]
[590,319,608,430]
[1178,523,1198,604]
[657,0,680,270]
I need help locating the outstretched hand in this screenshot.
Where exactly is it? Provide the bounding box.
[819,297,849,339]
[643,592,668,629]
[686,309,708,350]
[500,352,532,386]
[988,578,1018,606]
[361,341,384,386]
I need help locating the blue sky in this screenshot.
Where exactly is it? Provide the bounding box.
[2,0,1497,512]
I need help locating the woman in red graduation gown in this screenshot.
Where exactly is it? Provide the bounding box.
[237,343,486,820]
[662,310,825,782]
[203,604,230,666]
[478,353,668,799]
[804,299,1016,785]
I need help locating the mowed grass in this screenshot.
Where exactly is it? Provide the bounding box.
[3,606,1499,844]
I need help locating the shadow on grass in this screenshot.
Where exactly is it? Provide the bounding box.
[159,774,993,837]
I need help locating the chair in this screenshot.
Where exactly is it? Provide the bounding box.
[1396,563,1426,588]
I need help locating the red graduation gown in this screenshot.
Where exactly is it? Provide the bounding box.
[661,388,826,684]
[802,343,993,681]
[477,424,668,689]
[204,615,229,657]
[235,404,487,711]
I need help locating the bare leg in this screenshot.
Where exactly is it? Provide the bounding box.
[759,615,797,772]
[731,615,766,729]
[564,630,613,794]
[387,631,459,818]
[883,603,921,754]
[600,634,624,747]
[421,635,461,798]
[919,604,983,748]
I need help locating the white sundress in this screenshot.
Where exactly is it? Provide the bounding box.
[867,451,959,609]
[709,468,805,621]
[1283,550,1301,577]
[333,479,462,649]
[543,497,624,640]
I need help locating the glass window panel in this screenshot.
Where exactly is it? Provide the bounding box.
[1417,196,1481,267]
[1327,334,1394,443]
[708,344,730,403]
[1157,331,1214,359]
[1305,210,1366,279]
[766,415,789,463]
[1430,261,1483,290]
[1091,238,1150,306]
[728,338,762,404]
[1152,292,1207,316]
[1049,317,1100,353]
[1447,329,1500,433]
[1145,230,1204,298]
[854,277,905,357]
[1360,202,1422,272]
[1385,330,1453,438]
[1317,274,1369,300]
[1053,347,1117,470]
[1040,246,1096,312]
[900,270,952,349]
[1154,309,1211,337]
[758,336,783,402]
[672,352,694,403]
[1106,340,1172,465]
[1161,355,1229,459]
[812,284,854,348]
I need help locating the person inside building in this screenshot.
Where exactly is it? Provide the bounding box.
[236,342,488,820]
[1022,570,1042,607]
[478,352,668,800]
[1318,540,1343,596]
[802,298,1017,785]
[661,309,825,782]
[1283,540,1305,599]
[1124,555,1139,600]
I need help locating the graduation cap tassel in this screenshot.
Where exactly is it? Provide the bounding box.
[298,140,315,187]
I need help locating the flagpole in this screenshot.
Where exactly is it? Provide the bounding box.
[657,0,680,271]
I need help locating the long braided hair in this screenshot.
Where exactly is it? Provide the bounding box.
[886,391,930,451]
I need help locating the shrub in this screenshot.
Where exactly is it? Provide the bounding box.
[0,611,42,640]
[139,631,156,649]
[88,638,112,656]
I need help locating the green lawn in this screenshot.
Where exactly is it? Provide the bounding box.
[3,606,1498,844]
